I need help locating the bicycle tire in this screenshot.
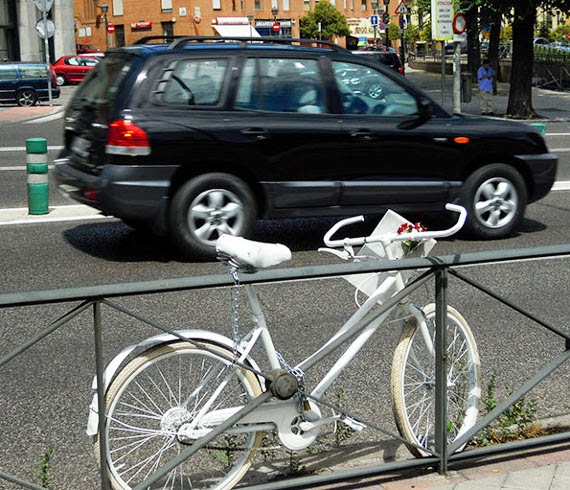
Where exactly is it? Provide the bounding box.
[391,304,480,457]
[94,341,263,490]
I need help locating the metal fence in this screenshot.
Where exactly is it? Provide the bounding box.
[1,244,569,489]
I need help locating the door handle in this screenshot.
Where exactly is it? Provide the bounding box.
[241,128,270,140]
[349,129,375,141]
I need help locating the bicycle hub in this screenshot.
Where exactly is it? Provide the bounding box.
[267,369,298,400]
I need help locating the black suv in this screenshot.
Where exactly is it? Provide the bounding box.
[54,37,557,257]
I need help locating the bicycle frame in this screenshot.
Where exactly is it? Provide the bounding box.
[202,250,432,451]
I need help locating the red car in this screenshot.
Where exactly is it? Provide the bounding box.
[53,55,99,86]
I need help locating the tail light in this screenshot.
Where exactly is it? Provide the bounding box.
[106,119,151,156]
[398,67,404,75]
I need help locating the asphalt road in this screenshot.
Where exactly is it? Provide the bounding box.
[0,84,569,489]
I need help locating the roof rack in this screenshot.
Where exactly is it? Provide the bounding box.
[133,36,186,45]
[162,36,349,53]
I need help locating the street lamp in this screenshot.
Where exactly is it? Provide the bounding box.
[372,1,378,49]
[382,0,390,49]
[271,5,279,36]
[247,13,254,38]
[99,3,109,49]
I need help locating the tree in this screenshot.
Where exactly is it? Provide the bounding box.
[299,2,351,40]
[462,0,570,119]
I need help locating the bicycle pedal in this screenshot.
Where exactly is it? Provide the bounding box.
[341,416,366,431]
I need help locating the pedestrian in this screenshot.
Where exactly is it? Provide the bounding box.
[477,59,496,116]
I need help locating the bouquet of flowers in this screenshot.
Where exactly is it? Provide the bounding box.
[397,222,427,254]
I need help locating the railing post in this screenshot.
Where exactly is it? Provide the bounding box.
[93,300,110,489]
[434,267,448,473]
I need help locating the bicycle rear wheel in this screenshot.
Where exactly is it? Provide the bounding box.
[96,341,263,489]
[391,304,480,457]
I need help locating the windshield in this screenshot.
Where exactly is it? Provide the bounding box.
[73,54,134,105]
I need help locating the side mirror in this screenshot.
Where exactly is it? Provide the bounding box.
[398,98,433,130]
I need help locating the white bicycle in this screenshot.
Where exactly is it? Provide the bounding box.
[88,203,480,489]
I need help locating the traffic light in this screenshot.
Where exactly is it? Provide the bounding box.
[382,13,390,24]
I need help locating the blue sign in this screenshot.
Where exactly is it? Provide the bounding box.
[370,15,379,27]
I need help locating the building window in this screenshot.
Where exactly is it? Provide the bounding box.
[255,0,262,11]
[283,0,290,11]
[112,0,124,16]
[304,0,310,13]
[161,0,173,13]
[361,0,366,12]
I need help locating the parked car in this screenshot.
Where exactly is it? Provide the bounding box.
[54,37,557,258]
[533,37,549,46]
[53,55,100,86]
[548,41,570,52]
[76,43,101,54]
[0,62,60,106]
[351,50,405,75]
[444,40,467,55]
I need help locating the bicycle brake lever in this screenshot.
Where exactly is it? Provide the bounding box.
[318,247,354,261]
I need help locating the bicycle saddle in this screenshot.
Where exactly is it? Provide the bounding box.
[216,234,292,270]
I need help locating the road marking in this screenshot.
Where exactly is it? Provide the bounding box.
[25,112,64,124]
[0,146,63,152]
[550,148,570,152]
[552,181,570,190]
[0,205,113,226]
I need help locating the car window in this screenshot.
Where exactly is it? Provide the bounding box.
[235,57,326,114]
[74,54,133,104]
[0,66,18,80]
[332,60,417,116]
[19,65,49,79]
[67,57,80,66]
[158,58,227,106]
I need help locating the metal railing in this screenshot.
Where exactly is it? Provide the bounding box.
[1,244,569,489]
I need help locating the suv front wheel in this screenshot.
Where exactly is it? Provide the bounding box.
[169,173,257,257]
[461,163,528,239]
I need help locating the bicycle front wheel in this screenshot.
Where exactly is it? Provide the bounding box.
[96,341,263,490]
[391,304,480,457]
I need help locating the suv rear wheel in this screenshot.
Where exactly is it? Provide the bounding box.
[16,89,37,107]
[169,173,257,257]
[461,164,527,239]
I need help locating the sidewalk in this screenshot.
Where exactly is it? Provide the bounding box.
[311,442,570,490]
[405,67,570,122]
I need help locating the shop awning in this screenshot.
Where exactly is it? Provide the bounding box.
[213,25,260,38]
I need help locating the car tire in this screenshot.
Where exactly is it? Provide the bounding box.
[56,74,66,86]
[169,173,257,258]
[16,89,38,107]
[461,164,527,239]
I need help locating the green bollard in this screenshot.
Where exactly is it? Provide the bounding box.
[26,138,49,215]
[530,123,546,135]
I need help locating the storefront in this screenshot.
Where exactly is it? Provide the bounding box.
[254,19,294,37]
[213,17,260,37]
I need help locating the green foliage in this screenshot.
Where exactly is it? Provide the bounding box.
[333,388,355,447]
[299,2,351,40]
[419,23,432,42]
[405,23,421,45]
[34,447,55,490]
[474,370,539,446]
[387,23,400,42]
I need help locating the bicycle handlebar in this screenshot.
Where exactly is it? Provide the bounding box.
[323,203,467,248]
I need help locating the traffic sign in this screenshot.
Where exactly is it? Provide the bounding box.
[272,22,280,32]
[395,1,409,15]
[370,14,379,27]
[35,18,55,39]
[453,13,467,35]
[107,23,115,34]
[33,0,54,12]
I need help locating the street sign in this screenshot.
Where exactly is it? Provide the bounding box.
[35,18,55,39]
[107,23,116,34]
[33,0,54,12]
[453,13,467,35]
[395,1,409,14]
[370,14,379,27]
[272,22,280,32]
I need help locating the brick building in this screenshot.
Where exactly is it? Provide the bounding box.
[74,0,391,51]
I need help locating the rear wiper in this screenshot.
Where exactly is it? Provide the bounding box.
[171,74,195,105]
